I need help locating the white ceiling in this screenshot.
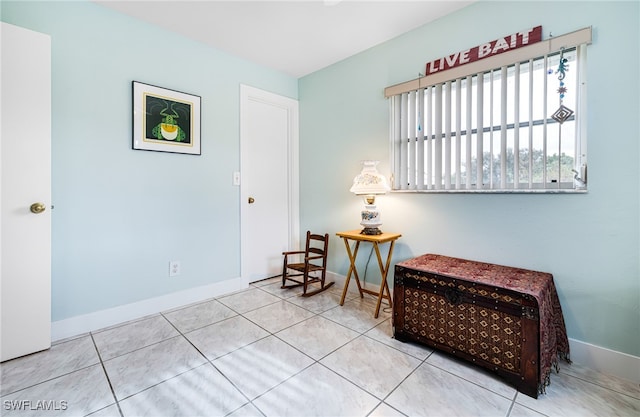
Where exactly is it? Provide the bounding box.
[95,0,474,78]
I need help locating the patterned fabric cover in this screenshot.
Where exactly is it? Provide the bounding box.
[397,254,571,393]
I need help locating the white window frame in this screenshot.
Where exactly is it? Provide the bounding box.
[386,27,591,193]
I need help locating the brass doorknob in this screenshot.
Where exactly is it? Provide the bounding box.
[30,202,46,214]
[248,197,255,204]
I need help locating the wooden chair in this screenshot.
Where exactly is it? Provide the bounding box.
[281,231,334,297]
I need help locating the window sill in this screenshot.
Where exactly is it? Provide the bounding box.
[390,188,588,195]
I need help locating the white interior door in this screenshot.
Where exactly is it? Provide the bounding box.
[240,85,299,283]
[1,22,52,362]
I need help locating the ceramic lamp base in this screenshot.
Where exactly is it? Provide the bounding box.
[360,204,383,235]
[360,227,382,235]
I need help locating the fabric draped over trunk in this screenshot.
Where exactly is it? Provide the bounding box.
[397,254,570,395]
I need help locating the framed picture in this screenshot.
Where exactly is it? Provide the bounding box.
[132,81,201,155]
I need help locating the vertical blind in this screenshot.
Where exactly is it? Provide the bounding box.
[386,27,591,192]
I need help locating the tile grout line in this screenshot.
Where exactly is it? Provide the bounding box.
[229,300,321,415]
[158,311,263,417]
[216,286,283,315]
[420,358,520,403]
[213,286,388,416]
[353,334,432,404]
[504,392,518,417]
[0,342,103,399]
[90,314,164,337]
[235,305,335,416]
[89,332,125,417]
[254,286,413,413]
[0,365,97,399]
[94,333,185,363]
[561,371,640,400]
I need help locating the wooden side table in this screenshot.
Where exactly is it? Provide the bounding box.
[336,230,402,318]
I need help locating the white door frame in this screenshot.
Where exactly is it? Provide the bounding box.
[239,85,299,285]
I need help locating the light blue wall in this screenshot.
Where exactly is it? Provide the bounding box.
[299,1,640,356]
[1,1,297,321]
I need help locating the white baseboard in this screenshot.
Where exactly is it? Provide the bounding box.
[569,338,640,383]
[328,270,640,384]
[327,270,384,294]
[51,277,246,341]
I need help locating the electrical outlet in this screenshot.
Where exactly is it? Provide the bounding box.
[169,260,181,277]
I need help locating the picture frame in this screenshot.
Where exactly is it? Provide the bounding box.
[132,81,201,155]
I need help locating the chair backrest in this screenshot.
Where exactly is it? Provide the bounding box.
[305,231,329,268]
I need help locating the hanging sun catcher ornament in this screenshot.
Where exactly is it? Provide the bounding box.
[551,48,574,124]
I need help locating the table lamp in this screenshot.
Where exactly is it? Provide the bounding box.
[350,160,390,235]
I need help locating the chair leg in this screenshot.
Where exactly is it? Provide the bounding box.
[302,266,309,295]
[281,264,305,289]
[300,270,335,297]
[281,257,287,288]
[301,281,334,297]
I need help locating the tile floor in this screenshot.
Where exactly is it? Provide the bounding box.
[1,277,639,417]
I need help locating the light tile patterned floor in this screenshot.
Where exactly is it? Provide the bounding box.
[1,277,639,417]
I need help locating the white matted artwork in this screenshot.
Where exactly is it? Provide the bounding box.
[132,81,201,155]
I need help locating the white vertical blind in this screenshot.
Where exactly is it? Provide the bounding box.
[527,58,534,188]
[417,88,425,189]
[500,66,508,189]
[514,62,521,189]
[488,70,494,189]
[393,95,401,189]
[476,72,484,190]
[425,87,433,189]
[465,75,472,190]
[399,93,408,189]
[408,90,416,189]
[434,84,442,190]
[455,78,462,189]
[542,55,549,186]
[390,47,587,192]
[444,81,452,190]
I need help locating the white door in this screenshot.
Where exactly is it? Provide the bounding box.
[0,22,52,362]
[240,85,299,283]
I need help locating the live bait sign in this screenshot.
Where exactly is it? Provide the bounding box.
[425,26,543,76]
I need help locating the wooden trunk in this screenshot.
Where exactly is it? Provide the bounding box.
[393,256,543,398]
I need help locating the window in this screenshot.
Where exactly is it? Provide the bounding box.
[387,28,591,193]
